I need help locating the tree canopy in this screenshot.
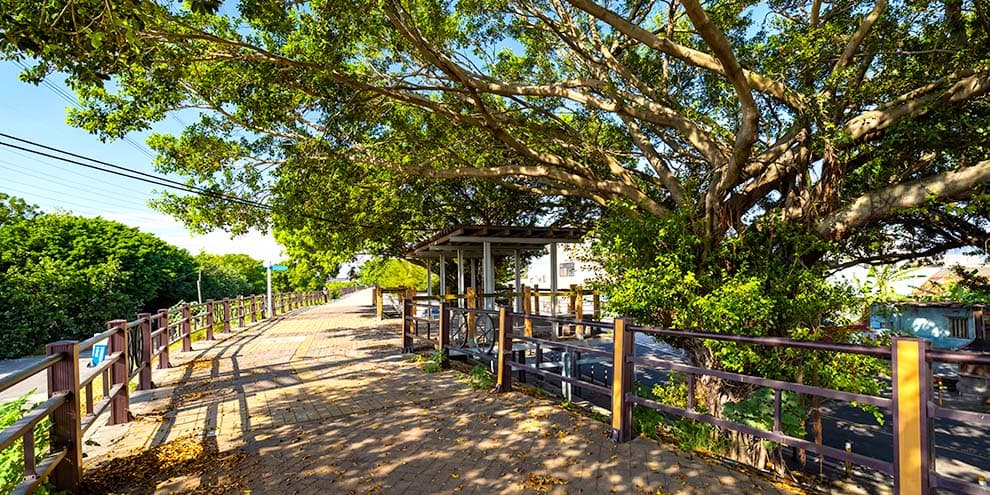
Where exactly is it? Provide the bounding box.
[2,0,988,263]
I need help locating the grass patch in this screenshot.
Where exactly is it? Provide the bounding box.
[406,351,446,373]
[466,365,494,389]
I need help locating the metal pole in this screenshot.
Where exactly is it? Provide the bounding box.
[426,258,434,321]
[514,249,522,312]
[439,254,447,296]
[457,249,465,296]
[483,242,494,310]
[266,266,273,318]
[550,243,558,335]
[470,257,477,292]
[427,258,433,297]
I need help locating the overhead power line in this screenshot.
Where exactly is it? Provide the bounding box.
[0,135,269,210]
[0,132,438,233]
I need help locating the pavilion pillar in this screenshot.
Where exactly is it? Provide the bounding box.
[427,259,433,297]
[457,249,465,298]
[514,249,522,312]
[426,258,434,320]
[470,258,477,293]
[439,254,447,296]
[483,242,495,310]
[550,242,559,336]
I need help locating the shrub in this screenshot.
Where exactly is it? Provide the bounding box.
[0,392,52,494]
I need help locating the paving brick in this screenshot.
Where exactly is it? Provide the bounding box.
[83,289,802,494]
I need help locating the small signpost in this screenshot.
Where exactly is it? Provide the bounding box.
[89,343,107,367]
[266,264,288,317]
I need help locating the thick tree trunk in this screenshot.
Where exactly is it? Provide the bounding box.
[682,338,770,468]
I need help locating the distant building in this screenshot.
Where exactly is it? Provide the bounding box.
[870,302,986,350]
[912,266,990,298]
[523,242,596,288]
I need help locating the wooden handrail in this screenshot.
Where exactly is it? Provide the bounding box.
[0,288,332,495]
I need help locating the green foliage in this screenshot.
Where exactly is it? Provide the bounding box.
[269,258,333,292]
[0,201,279,358]
[1,392,51,495]
[195,253,266,299]
[632,380,725,453]
[358,257,428,291]
[326,280,359,299]
[589,210,888,454]
[0,193,38,228]
[722,388,806,443]
[422,350,446,373]
[406,350,446,373]
[467,365,494,390]
[632,383,670,439]
[0,213,198,357]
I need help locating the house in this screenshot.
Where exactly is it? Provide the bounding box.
[870,302,986,350]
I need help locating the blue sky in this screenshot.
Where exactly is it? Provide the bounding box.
[0,60,283,262]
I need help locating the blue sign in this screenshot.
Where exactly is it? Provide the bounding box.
[269,264,288,271]
[89,343,107,368]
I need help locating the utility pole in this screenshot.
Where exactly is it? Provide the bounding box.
[266,264,272,317]
[196,269,202,303]
[266,262,288,317]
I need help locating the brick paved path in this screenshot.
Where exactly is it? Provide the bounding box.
[85,290,798,494]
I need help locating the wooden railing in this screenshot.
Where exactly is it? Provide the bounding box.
[402,302,990,495]
[377,284,601,328]
[0,289,331,494]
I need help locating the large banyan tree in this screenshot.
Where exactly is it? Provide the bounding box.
[3,0,989,468]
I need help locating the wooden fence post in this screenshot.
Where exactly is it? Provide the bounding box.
[522,285,533,337]
[376,288,384,320]
[593,292,601,320]
[181,304,192,352]
[237,296,245,327]
[466,287,477,341]
[893,337,932,495]
[46,340,82,492]
[575,286,585,337]
[107,319,130,425]
[439,302,451,369]
[223,298,231,333]
[496,306,514,392]
[251,296,258,322]
[205,299,215,341]
[532,285,541,316]
[137,313,154,390]
[157,309,170,369]
[401,298,413,353]
[609,318,633,443]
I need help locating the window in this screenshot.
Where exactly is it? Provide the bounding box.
[558,262,576,277]
[949,316,969,339]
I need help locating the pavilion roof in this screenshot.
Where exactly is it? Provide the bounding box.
[406,224,587,259]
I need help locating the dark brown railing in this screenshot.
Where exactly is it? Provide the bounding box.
[0,289,332,494]
[402,300,990,495]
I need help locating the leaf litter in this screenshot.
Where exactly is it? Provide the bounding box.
[81,436,247,494]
